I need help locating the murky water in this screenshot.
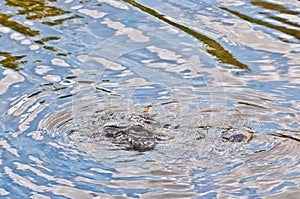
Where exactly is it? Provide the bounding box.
[0,0,299,198]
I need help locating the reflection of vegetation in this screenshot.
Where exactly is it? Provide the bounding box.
[1,0,81,59]
[41,15,83,26]
[0,51,27,70]
[79,0,91,3]
[259,11,300,29]
[271,132,300,143]
[6,0,83,26]
[251,0,300,15]
[35,36,60,44]
[42,46,68,56]
[5,0,70,20]
[220,7,300,41]
[0,11,39,36]
[35,36,69,56]
[253,0,300,33]
[268,15,300,29]
[123,0,249,70]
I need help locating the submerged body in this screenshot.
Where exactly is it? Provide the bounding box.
[104,124,157,151]
[101,113,254,152]
[221,127,254,143]
[102,113,172,152]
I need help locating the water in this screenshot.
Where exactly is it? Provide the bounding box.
[0,0,299,198]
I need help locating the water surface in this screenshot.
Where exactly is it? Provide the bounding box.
[0,0,299,198]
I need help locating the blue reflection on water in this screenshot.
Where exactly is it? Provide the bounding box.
[0,0,300,198]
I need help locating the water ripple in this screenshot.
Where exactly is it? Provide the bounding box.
[0,0,299,198]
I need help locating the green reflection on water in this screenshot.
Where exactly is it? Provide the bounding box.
[41,15,83,26]
[270,16,300,29]
[0,11,39,36]
[0,51,27,71]
[35,36,60,44]
[5,0,70,20]
[0,0,79,69]
[220,7,300,41]
[34,36,68,56]
[251,0,300,15]
[6,0,82,26]
[123,0,249,70]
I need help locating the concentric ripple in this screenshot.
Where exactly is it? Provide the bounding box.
[0,0,299,198]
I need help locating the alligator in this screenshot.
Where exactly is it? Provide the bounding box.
[221,127,253,143]
[100,112,254,152]
[102,113,176,151]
